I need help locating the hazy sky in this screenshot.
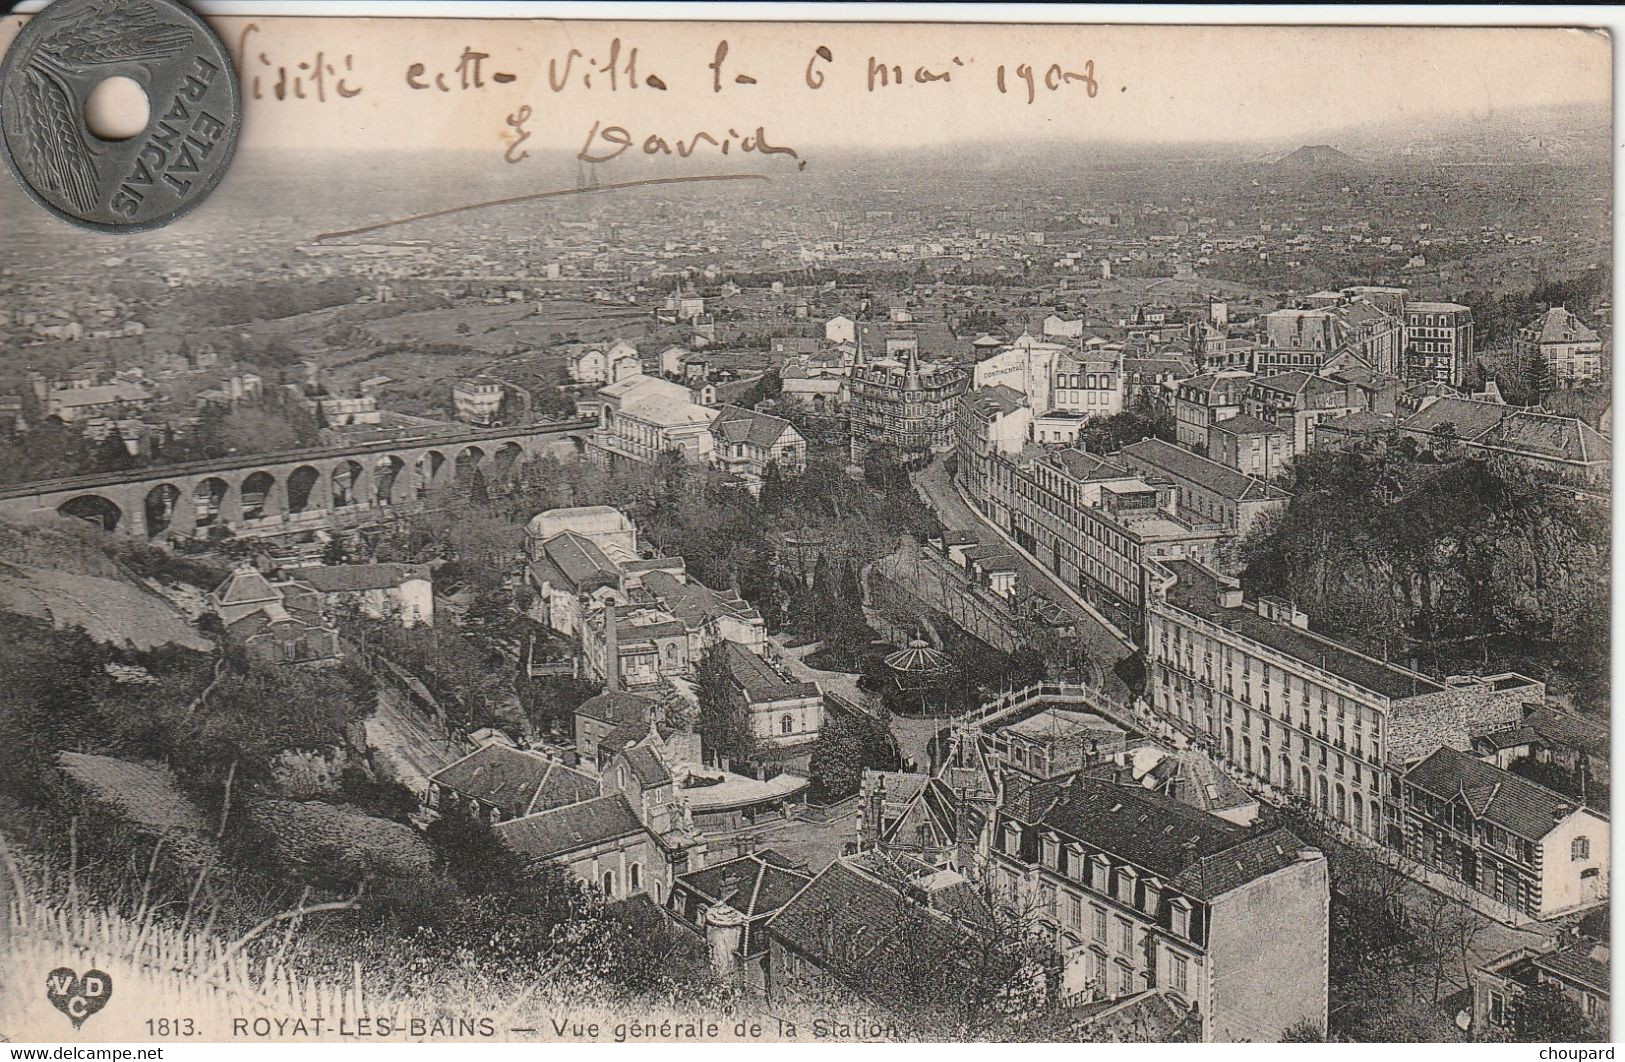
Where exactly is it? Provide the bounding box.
[0,16,1611,160]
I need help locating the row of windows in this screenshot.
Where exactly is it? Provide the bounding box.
[1407,313,1468,329]
[600,861,643,899]
[1157,676,1384,781]
[1407,790,1546,865]
[1002,831,1199,942]
[1054,390,1115,407]
[1153,660,1385,765]
[1040,890,1194,1001]
[1151,619,1388,734]
[1055,373,1119,390]
[1155,688,1384,838]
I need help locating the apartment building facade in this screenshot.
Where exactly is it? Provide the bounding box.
[1115,438,1290,537]
[1514,307,1604,389]
[1404,302,1475,386]
[1172,371,1251,451]
[990,773,1329,1042]
[453,376,505,426]
[1142,559,1544,848]
[848,349,969,463]
[963,438,1228,640]
[1401,746,1608,920]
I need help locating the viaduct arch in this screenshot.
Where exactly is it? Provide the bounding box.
[0,421,591,540]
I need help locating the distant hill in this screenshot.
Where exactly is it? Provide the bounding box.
[1309,101,1611,165]
[1272,144,1364,171]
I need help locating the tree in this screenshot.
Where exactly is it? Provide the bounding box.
[1430,421,1461,461]
[1512,981,1606,1042]
[811,551,837,624]
[807,711,867,802]
[1522,348,1551,402]
[0,615,108,801]
[863,443,910,490]
[90,429,138,473]
[759,460,787,514]
[694,642,754,768]
[831,559,872,650]
[216,405,305,454]
[1077,395,1176,453]
[466,465,491,506]
[320,535,351,566]
[850,853,1064,1038]
[735,550,786,633]
[1280,1019,1325,1042]
[1112,651,1148,699]
[1240,448,1610,716]
[808,708,900,801]
[16,417,90,481]
[425,809,529,895]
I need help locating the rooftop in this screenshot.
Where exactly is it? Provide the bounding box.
[711,404,797,449]
[1525,306,1600,346]
[1476,410,1609,466]
[764,854,997,988]
[681,768,808,811]
[1534,940,1611,996]
[494,794,647,862]
[576,689,661,726]
[537,530,622,591]
[1404,746,1598,840]
[1005,771,1316,900]
[613,741,674,789]
[676,854,814,954]
[1002,708,1126,743]
[1210,413,1286,437]
[1118,439,1290,504]
[722,641,820,704]
[1318,410,1397,435]
[964,384,1027,418]
[642,570,761,629]
[1401,395,1515,440]
[296,562,432,594]
[1045,446,1131,483]
[430,745,599,819]
[885,637,952,675]
[1158,559,1443,701]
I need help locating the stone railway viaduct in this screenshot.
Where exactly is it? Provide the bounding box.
[0,420,593,540]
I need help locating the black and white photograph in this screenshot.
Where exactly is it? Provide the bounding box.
[0,5,1613,1047]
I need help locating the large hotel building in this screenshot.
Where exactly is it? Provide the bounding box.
[1142,558,1544,847]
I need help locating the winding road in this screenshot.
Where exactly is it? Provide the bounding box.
[910,459,1135,665]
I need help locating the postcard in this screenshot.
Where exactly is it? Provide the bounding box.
[0,3,1612,1047]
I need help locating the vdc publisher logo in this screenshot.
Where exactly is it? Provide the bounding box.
[46,968,113,1029]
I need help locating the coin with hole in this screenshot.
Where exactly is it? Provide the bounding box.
[0,0,241,233]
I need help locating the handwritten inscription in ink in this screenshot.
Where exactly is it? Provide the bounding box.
[219,29,1106,172]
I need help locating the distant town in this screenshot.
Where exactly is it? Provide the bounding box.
[0,132,1610,1043]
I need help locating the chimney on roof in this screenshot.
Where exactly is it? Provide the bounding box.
[862,774,887,851]
[702,902,746,979]
[603,606,620,692]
